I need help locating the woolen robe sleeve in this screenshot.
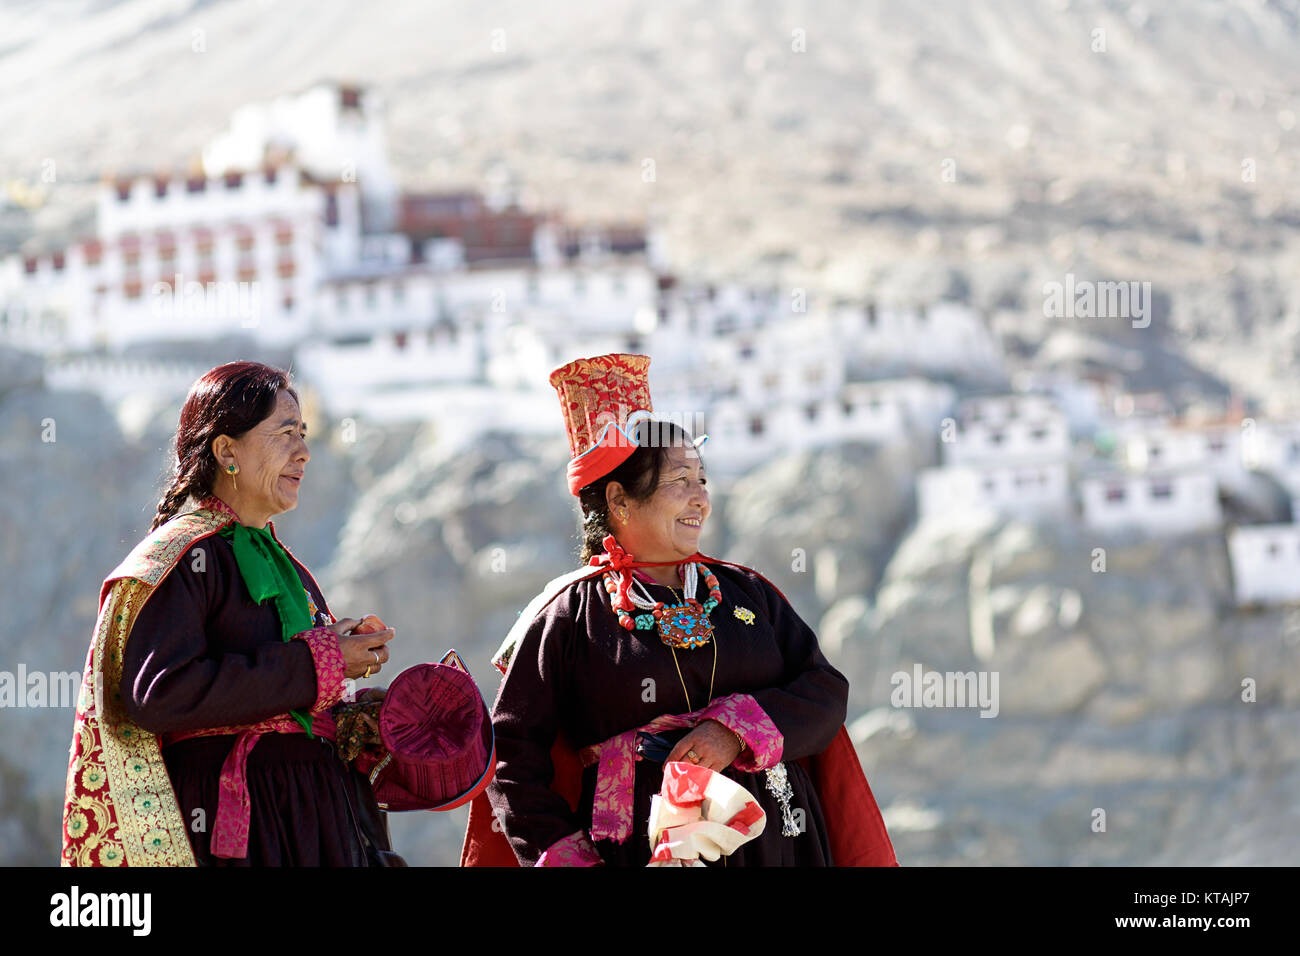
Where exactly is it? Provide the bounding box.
[484,585,591,867]
[732,569,849,763]
[119,535,323,734]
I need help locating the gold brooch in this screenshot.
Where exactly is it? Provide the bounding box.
[733,607,755,625]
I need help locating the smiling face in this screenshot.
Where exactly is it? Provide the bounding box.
[211,390,309,527]
[609,442,710,565]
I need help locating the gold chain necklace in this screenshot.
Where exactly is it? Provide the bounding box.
[667,579,723,868]
[666,581,716,711]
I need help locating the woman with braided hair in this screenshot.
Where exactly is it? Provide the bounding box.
[61,360,400,866]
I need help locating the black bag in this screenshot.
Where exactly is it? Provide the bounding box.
[341,755,409,867]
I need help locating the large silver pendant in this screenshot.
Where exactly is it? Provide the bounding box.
[764,762,800,837]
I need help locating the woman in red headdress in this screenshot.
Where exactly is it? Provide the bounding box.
[461,354,897,866]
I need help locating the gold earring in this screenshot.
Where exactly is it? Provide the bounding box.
[227,463,238,492]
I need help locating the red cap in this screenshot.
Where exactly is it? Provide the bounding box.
[550,353,655,495]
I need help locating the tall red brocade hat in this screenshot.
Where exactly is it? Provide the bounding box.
[366,654,495,812]
[549,352,706,496]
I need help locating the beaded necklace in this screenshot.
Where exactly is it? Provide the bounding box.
[602,561,722,649]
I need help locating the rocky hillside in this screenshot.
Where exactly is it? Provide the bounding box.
[838,515,1300,865]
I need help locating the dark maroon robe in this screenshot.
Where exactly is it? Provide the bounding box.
[119,530,387,866]
[485,562,848,866]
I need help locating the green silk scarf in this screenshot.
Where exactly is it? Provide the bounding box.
[218,523,316,735]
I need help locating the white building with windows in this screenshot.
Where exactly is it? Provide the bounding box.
[1,78,662,362]
[0,81,1050,484]
[955,393,1061,427]
[653,281,779,342]
[10,166,358,351]
[1080,469,1221,535]
[917,461,1071,521]
[1122,421,1249,494]
[201,81,399,232]
[943,394,1071,467]
[704,386,902,472]
[683,336,957,473]
[700,330,843,409]
[1228,524,1300,606]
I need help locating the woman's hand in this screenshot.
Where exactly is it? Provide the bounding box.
[665,719,743,772]
[328,618,396,680]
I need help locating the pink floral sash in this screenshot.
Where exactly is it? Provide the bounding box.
[577,691,782,844]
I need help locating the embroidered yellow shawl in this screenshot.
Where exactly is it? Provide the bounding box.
[61,506,237,866]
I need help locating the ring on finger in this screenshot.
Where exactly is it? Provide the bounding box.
[371,650,380,665]
[363,665,372,678]
[686,749,701,763]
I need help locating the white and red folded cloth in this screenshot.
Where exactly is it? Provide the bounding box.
[646,761,766,867]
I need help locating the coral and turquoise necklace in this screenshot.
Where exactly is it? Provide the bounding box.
[603,561,722,649]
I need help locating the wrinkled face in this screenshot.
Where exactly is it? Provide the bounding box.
[220,391,309,522]
[618,443,710,561]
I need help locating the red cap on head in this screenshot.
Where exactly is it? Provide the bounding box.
[549,353,655,496]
